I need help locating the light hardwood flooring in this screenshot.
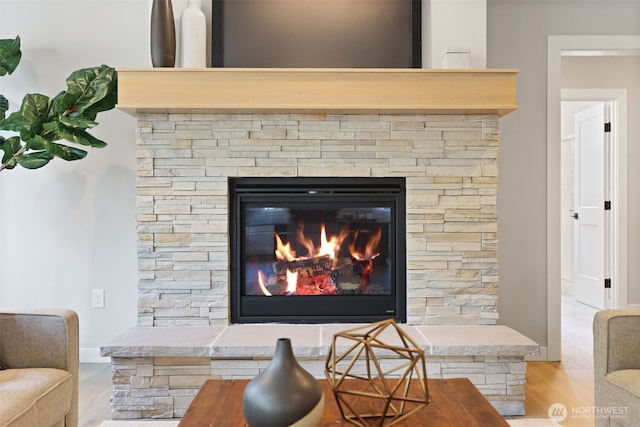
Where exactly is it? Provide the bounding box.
[78,309,596,427]
[521,309,596,427]
[78,363,113,427]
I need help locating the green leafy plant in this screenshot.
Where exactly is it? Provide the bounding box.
[0,36,117,172]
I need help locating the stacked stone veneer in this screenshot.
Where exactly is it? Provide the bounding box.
[110,354,525,418]
[135,112,500,326]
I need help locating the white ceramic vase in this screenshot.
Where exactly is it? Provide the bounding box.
[180,0,206,67]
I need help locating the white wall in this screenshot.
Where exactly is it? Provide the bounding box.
[488,0,640,349]
[0,0,150,360]
[423,0,487,68]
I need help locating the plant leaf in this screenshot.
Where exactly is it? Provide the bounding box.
[16,93,52,139]
[15,150,54,169]
[0,36,21,76]
[51,90,75,114]
[0,110,29,132]
[0,160,17,170]
[62,65,117,117]
[24,134,47,151]
[0,95,8,120]
[44,141,87,161]
[0,54,117,172]
[59,114,97,130]
[40,121,63,141]
[1,136,22,164]
[56,123,107,148]
[20,93,51,123]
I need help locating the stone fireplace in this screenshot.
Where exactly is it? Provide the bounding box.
[102,68,539,419]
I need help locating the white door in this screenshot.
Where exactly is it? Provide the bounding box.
[561,136,575,287]
[573,103,608,309]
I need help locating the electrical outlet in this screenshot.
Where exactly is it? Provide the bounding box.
[92,289,105,308]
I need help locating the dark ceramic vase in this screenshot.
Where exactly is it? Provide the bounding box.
[242,338,324,427]
[150,0,176,67]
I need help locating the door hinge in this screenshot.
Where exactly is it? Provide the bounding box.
[605,278,612,289]
[605,200,612,210]
[604,122,612,132]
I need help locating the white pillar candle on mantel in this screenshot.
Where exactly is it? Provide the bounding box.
[180,0,206,67]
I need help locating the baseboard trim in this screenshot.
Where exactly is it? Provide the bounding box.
[80,348,109,363]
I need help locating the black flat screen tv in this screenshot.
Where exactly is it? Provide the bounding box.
[211,0,421,68]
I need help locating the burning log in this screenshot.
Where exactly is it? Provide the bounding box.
[352,258,373,286]
[258,255,388,296]
[274,255,333,278]
[295,272,339,295]
[263,255,339,296]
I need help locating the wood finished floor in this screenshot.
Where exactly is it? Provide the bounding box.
[521,309,596,427]
[78,362,114,427]
[79,310,596,427]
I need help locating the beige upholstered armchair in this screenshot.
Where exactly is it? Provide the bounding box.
[0,309,79,427]
[593,309,640,427]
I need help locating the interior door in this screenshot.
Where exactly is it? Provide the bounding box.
[573,103,607,309]
[561,136,575,286]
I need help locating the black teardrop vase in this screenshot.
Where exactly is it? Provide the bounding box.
[242,338,324,427]
[150,0,176,67]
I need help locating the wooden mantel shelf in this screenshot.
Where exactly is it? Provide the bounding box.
[116,68,518,117]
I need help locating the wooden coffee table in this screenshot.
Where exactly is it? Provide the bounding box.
[178,377,510,427]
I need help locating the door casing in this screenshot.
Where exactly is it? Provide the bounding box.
[547,35,637,361]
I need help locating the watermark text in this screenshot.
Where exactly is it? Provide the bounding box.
[548,402,629,423]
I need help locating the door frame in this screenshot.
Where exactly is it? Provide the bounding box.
[547,36,638,361]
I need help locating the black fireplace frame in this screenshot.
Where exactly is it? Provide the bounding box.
[229,177,406,324]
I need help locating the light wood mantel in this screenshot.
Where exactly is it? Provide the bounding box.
[116,68,518,117]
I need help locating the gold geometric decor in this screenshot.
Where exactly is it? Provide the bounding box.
[324,319,430,426]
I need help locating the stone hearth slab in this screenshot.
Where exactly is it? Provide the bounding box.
[101,324,538,358]
[101,326,225,357]
[212,324,323,357]
[417,325,541,356]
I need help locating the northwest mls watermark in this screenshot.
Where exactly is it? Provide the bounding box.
[548,402,629,423]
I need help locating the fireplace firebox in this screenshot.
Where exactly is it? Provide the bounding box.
[229,177,406,323]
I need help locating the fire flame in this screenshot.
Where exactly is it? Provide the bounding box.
[297,225,316,259]
[257,270,272,296]
[286,270,298,295]
[275,233,298,261]
[349,227,382,261]
[275,224,349,262]
[320,225,349,260]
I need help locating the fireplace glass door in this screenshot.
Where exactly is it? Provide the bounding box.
[229,177,406,323]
